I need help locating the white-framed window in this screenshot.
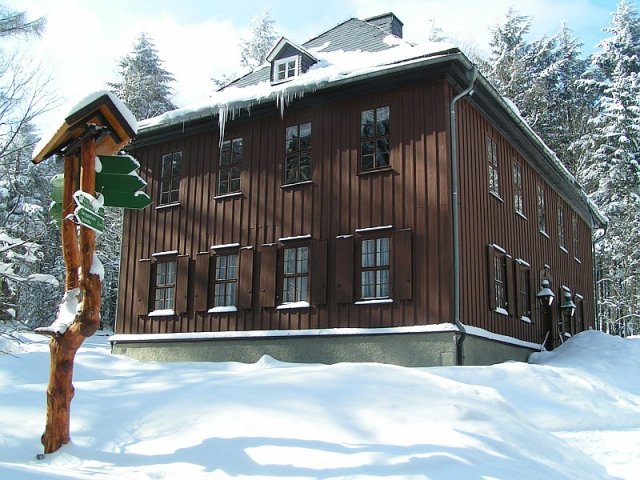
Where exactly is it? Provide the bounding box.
[558,204,566,251]
[284,123,312,184]
[154,259,177,311]
[513,161,524,215]
[537,184,547,234]
[160,152,182,205]
[217,138,242,195]
[360,237,390,299]
[274,55,299,82]
[212,253,238,307]
[360,106,390,171]
[487,137,499,197]
[282,245,309,303]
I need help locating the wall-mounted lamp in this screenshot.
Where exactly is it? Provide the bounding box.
[536,279,555,306]
[560,290,576,318]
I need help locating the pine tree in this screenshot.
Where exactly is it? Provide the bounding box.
[484,8,533,107]
[0,124,62,327]
[550,25,596,176]
[239,9,278,70]
[578,0,640,335]
[109,33,177,120]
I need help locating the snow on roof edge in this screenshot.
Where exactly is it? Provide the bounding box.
[137,46,459,135]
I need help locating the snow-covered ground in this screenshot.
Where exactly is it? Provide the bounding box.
[0,330,638,479]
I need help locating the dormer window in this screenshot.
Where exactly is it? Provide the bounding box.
[274,55,299,82]
[267,37,318,85]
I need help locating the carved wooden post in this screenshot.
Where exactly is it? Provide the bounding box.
[41,133,102,454]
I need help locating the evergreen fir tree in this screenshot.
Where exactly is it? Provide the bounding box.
[239,9,278,70]
[485,8,533,106]
[109,33,177,120]
[578,0,640,335]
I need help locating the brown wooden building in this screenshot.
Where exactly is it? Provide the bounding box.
[110,14,606,366]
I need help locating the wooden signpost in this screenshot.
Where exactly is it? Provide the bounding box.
[31,92,141,454]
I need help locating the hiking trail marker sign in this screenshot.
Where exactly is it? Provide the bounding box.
[31,91,141,455]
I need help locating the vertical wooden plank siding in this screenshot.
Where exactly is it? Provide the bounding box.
[456,97,597,344]
[115,78,597,347]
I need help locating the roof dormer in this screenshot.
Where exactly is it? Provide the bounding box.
[267,37,318,84]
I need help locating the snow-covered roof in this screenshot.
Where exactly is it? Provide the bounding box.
[138,41,456,135]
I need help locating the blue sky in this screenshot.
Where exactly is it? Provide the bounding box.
[10,0,634,130]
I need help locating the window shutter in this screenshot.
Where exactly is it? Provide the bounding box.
[135,259,151,317]
[238,248,254,309]
[193,252,210,312]
[487,245,496,311]
[311,239,327,305]
[506,255,515,316]
[335,236,354,303]
[259,244,277,307]
[175,255,190,315]
[393,229,412,300]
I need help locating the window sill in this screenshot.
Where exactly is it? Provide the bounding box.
[208,306,238,314]
[574,257,582,264]
[156,202,180,211]
[494,307,509,316]
[539,231,550,239]
[148,309,175,317]
[520,316,532,324]
[281,180,313,188]
[357,166,394,177]
[560,246,569,254]
[214,192,243,200]
[355,298,393,305]
[277,301,310,310]
[516,211,527,221]
[490,192,504,203]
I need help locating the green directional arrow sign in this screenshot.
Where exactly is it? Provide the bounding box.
[96,154,151,209]
[95,173,147,192]
[98,191,152,209]
[97,154,140,175]
[75,205,105,233]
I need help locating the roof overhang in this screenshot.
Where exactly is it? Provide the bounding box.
[32,92,137,164]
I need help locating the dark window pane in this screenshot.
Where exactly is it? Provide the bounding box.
[220,141,231,166]
[361,109,374,138]
[299,123,311,150]
[376,139,390,167]
[286,126,298,152]
[232,139,243,162]
[376,106,390,136]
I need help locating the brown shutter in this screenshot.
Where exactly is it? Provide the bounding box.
[175,255,190,315]
[506,255,515,316]
[393,229,412,300]
[238,248,254,309]
[311,239,327,305]
[259,244,277,307]
[335,236,354,303]
[135,259,151,317]
[193,252,210,312]
[487,245,496,311]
